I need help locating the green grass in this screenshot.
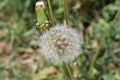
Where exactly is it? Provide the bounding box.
[0,0,120,80]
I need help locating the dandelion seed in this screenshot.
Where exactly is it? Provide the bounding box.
[40,24,83,63]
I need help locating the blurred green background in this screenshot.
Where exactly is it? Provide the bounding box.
[0,0,120,80]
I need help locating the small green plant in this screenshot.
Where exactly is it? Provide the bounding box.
[0,0,120,80]
[35,0,83,80]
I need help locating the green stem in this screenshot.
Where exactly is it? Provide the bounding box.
[64,0,70,26]
[47,0,54,25]
[88,10,120,76]
[62,62,73,80]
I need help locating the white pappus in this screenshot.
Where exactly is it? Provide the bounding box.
[40,24,83,63]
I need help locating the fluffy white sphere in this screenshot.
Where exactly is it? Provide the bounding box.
[40,24,83,63]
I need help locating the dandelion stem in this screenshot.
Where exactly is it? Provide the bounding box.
[62,62,73,80]
[88,10,120,76]
[47,0,54,25]
[64,0,70,26]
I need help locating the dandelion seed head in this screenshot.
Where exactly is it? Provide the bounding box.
[40,24,83,63]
